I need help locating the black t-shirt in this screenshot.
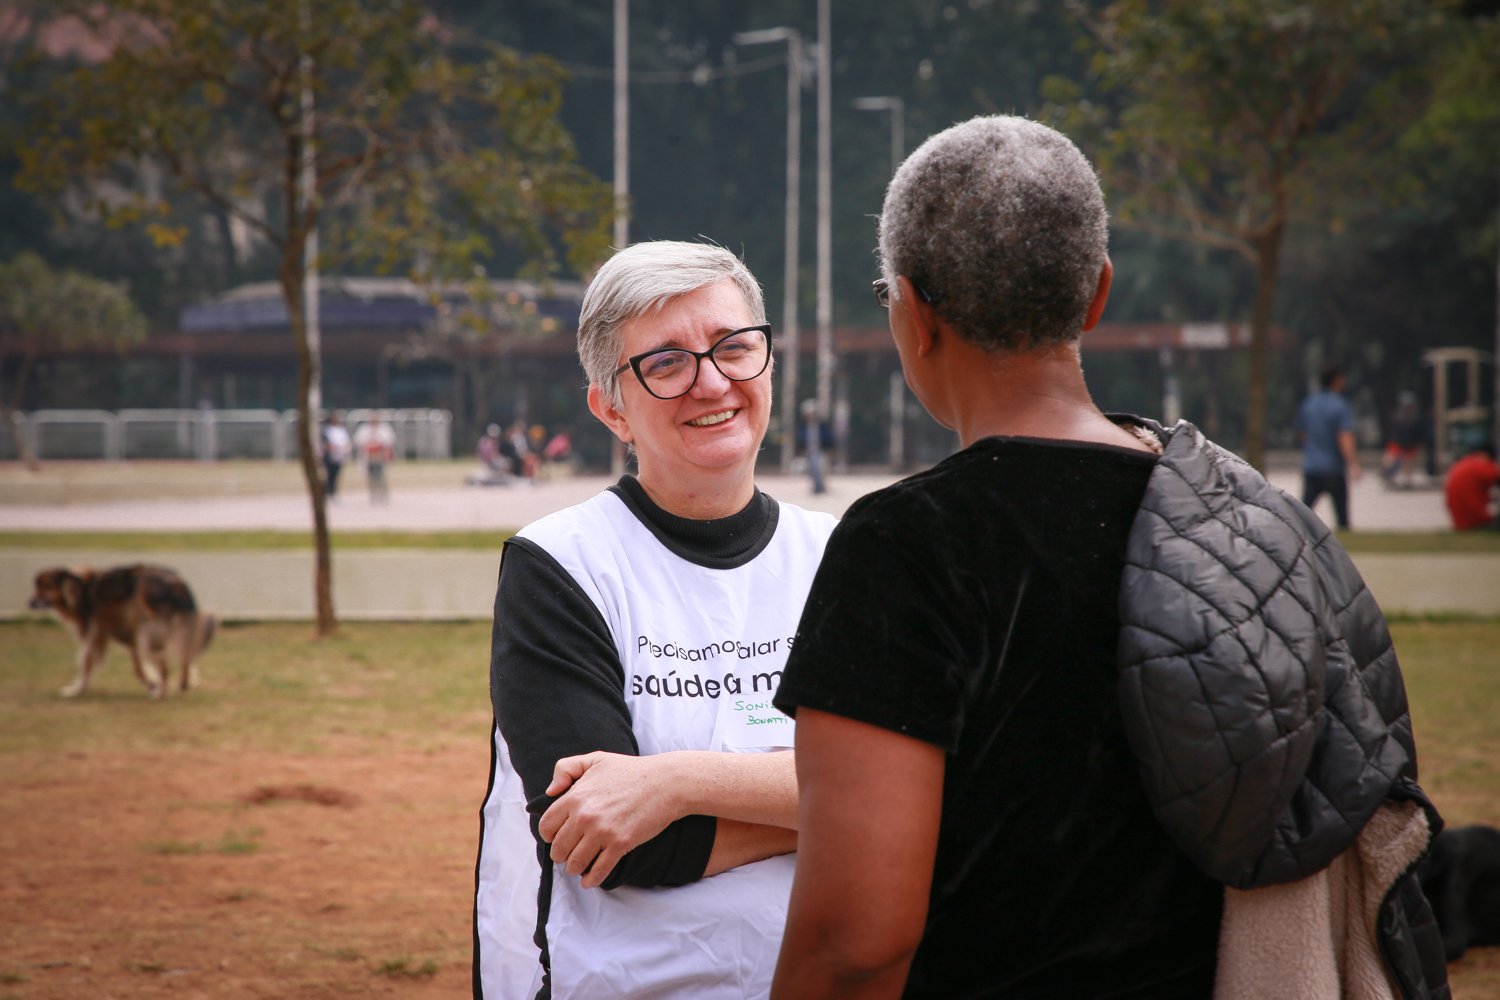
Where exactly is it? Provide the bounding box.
[775,436,1223,999]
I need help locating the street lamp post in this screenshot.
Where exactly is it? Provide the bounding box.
[854,95,906,470]
[852,95,904,180]
[815,0,832,422]
[610,0,630,476]
[613,0,629,251]
[733,27,802,472]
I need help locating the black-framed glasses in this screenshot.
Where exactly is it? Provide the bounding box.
[613,324,773,400]
[872,277,935,308]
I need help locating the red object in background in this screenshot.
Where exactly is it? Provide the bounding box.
[1444,451,1500,530]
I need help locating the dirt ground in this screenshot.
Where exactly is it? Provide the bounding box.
[9,752,1500,1000]
[5,740,1500,998]
[1,745,485,999]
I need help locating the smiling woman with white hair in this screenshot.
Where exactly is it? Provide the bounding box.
[473,240,837,1000]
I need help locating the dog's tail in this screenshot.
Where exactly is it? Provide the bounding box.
[197,612,217,657]
[175,611,217,692]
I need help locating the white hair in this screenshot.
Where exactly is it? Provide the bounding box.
[577,241,767,407]
[879,115,1109,351]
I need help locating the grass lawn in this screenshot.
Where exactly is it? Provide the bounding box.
[0,620,493,757]
[1398,618,1500,826]
[1,617,1497,995]
[1339,532,1500,555]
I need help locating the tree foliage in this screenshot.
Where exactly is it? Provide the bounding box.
[1276,7,1500,403]
[2,1,1495,466]
[1045,0,1453,468]
[6,0,613,634]
[0,251,147,468]
[11,0,612,282]
[1404,8,1500,181]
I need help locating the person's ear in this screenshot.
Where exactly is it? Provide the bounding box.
[1082,258,1113,332]
[587,383,634,444]
[895,275,939,357]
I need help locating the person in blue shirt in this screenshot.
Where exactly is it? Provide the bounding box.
[799,398,830,495]
[1295,362,1361,529]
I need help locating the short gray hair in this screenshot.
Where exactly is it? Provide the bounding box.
[577,241,767,407]
[878,115,1108,352]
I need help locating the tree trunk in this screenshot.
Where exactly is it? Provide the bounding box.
[3,352,41,471]
[213,205,241,288]
[1245,223,1285,473]
[3,406,39,471]
[280,263,337,637]
[466,358,486,445]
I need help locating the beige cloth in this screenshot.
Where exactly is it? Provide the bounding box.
[1215,799,1433,1000]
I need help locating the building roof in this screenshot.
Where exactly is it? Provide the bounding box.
[178,277,585,336]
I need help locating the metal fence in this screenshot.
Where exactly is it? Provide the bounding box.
[1,408,453,462]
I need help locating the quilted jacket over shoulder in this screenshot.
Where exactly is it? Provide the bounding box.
[1116,418,1418,889]
[1122,419,1446,1000]
[1116,419,1451,997]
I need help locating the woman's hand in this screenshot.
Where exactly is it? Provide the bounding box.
[540,751,683,888]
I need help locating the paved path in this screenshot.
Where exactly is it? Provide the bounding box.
[0,472,892,533]
[0,465,1460,534]
[4,468,1494,618]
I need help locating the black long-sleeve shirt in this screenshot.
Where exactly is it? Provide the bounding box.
[490,475,777,888]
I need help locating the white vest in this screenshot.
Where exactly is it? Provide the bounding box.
[477,490,835,999]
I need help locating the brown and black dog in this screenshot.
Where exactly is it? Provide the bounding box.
[29,564,217,699]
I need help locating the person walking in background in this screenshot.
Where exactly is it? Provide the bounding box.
[474,241,837,999]
[800,398,828,495]
[769,115,1445,1000]
[508,420,536,479]
[1444,443,1499,530]
[1295,362,1361,529]
[352,413,395,504]
[319,411,352,501]
[1382,390,1427,489]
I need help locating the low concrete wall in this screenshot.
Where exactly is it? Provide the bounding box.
[2,549,501,622]
[6,548,1499,621]
[1353,554,1500,618]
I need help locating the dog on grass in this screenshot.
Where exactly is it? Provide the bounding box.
[29,564,216,699]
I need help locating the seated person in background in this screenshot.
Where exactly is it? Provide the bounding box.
[539,426,575,480]
[501,420,536,478]
[527,423,547,476]
[496,423,524,478]
[1445,443,1499,530]
[473,240,837,999]
[476,424,504,473]
[543,427,573,462]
